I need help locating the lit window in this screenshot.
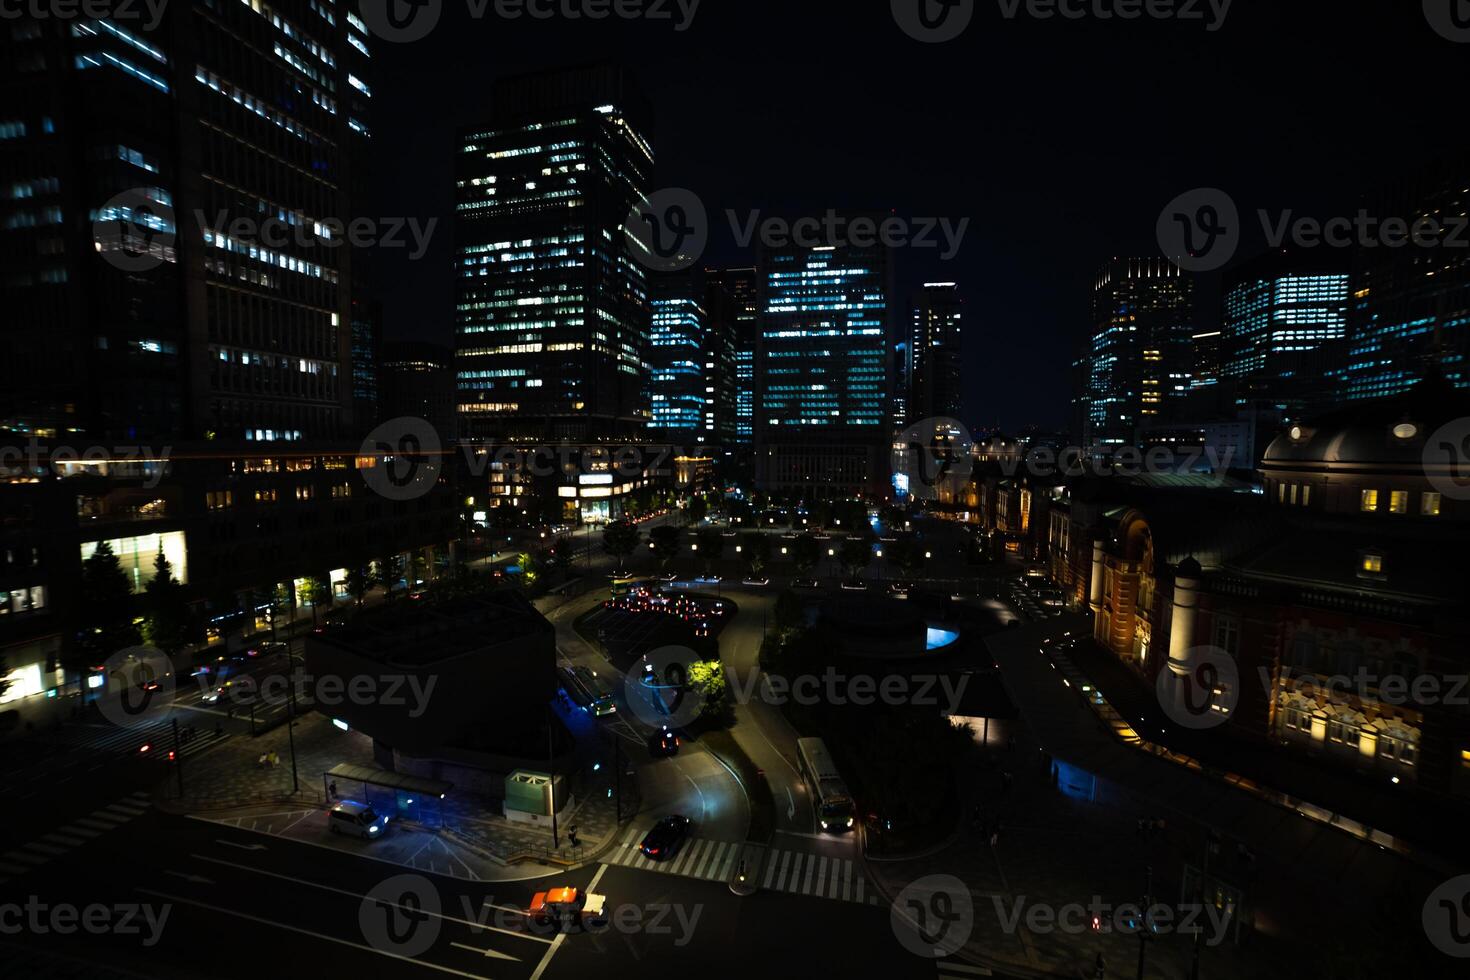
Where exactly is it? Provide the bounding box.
[1389,491,1407,514]
[1422,492,1442,517]
[1360,489,1379,512]
[1361,554,1383,574]
[1288,485,1298,505]
[1301,485,1311,507]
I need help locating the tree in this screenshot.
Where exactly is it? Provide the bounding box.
[694,527,724,576]
[602,520,641,570]
[549,538,575,574]
[688,496,708,526]
[650,524,683,569]
[75,541,141,676]
[740,532,771,577]
[808,500,833,530]
[302,573,334,626]
[839,534,875,582]
[832,499,869,532]
[773,589,804,632]
[141,545,190,651]
[726,498,752,526]
[687,659,728,722]
[377,549,403,599]
[792,534,821,579]
[345,562,374,607]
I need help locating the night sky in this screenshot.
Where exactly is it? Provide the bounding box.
[363,0,1465,432]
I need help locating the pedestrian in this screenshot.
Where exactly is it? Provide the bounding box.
[329,780,338,800]
[990,828,999,848]
[214,721,223,738]
[1006,734,1016,752]
[1093,952,1106,978]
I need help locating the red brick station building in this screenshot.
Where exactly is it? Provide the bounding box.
[969,380,1470,810]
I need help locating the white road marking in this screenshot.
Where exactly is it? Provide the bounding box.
[187,853,553,946]
[136,889,497,980]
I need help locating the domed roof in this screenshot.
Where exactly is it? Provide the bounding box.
[1176,556,1202,579]
[1262,375,1469,467]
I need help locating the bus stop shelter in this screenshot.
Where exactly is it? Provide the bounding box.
[324,762,453,828]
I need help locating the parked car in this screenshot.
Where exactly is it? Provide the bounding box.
[328,801,391,840]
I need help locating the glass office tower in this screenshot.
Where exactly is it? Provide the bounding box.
[707,266,758,446]
[0,2,372,441]
[910,282,964,421]
[455,66,654,443]
[1087,258,1194,449]
[755,234,892,497]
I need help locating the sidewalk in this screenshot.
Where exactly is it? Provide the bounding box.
[158,711,633,881]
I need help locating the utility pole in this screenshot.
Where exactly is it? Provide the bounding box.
[1137,864,1152,980]
[548,704,559,849]
[284,648,300,794]
[171,717,184,796]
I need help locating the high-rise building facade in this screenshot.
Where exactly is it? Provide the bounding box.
[0,3,373,442]
[454,66,654,444]
[380,341,455,442]
[702,276,738,450]
[1221,250,1349,416]
[707,266,758,446]
[910,282,964,421]
[649,272,708,442]
[1338,161,1470,400]
[1086,258,1194,449]
[755,233,892,497]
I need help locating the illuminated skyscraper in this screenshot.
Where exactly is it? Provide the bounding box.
[755,232,893,496]
[707,266,758,446]
[649,272,708,442]
[1086,258,1194,449]
[1221,250,1349,416]
[910,282,964,421]
[454,66,654,443]
[0,4,374,441]
[1338,161,1470,400]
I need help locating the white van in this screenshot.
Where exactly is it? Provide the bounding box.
[328,800,390,840]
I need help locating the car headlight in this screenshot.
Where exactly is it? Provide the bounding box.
[820,820,828,829]
[847,817,854,827]
[369,826,379,833]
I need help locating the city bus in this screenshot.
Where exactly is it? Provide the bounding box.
[558,665,617,717]
[795,737,854,832]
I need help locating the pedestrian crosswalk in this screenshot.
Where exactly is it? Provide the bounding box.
[51,719,228,759]
[0,791,152,887]
[603,825,879,905]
